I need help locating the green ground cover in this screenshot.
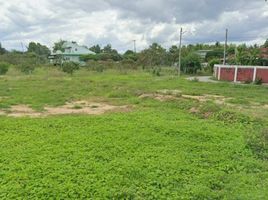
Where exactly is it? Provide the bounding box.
[0,67,268,199]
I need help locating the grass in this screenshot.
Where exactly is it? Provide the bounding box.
[0,67,268,199]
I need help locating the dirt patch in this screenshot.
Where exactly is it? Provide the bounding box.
[157,90,182,96]
[8,105,42,118]
[189,107,199,114]
[1,101,130,118]
[44,101,129,116]
[182,94,231,104]
[139,94,178,102]
[140,90,232,105]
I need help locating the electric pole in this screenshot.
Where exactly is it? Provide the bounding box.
[21,42,25,54]
[178,27,183,76]
[223,28,228,65]
[133,40,136,53]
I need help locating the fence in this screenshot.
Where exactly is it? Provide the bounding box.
[214,65,268,83]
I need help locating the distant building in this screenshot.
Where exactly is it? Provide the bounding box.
[49,41,95,65]
[196,50,212,59]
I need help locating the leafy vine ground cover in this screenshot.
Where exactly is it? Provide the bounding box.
[0,68,268,199]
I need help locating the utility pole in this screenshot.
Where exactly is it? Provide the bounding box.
[133,40,136,53]
[21,42,25,53]
[178,27,183,76]
[223,28,228,65]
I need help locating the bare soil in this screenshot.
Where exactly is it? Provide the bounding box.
[1,101,130,118]
[140,90,232,105]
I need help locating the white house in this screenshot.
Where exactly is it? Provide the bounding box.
[50,41,95,65]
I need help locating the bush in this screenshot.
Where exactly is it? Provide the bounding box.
[205,50,224,62]
[254,77,263,85]
[62,62,80,75]
[244,79,252,84]
[120,59,138,70]
[208,58,220,73]
[181,53,201,74]
[0,62,10,75]
[94,63,104,73]
[152,67,161,76]
[19,64,35,74]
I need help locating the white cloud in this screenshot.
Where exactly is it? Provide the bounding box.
[0,0,267,52]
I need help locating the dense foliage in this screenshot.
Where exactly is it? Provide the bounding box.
[27,42,51,57]
[0,39,267,76]
[62,61,80,75]
[0,62,10,75]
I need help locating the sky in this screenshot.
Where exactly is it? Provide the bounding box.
[0,0,267,52]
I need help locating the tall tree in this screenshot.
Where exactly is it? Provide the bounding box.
[138,43,167,66]
[89,45,101,54]
[53,40,66,53]
[27,42,50,56]
[0,43,7,55]
[102,44,113,53]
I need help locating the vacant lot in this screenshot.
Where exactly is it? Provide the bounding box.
[1,68,268,199]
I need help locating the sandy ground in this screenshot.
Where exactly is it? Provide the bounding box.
[0,101,130,118]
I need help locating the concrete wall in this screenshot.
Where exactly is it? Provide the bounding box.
[214,65,268,83]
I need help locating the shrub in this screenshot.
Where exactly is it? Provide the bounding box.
[181,53,201,74]
[19,63,35,74]
[120,59,138,70]
[62,62,79,75]
[152,67,161,76]
[94,63,104,73]
[0,62,10,75]
[244,79,252,84]
[254,77,263,85]
[208,58,220,73]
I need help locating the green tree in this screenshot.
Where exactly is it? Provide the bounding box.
[138,43,167,67]
[0,62,10,75]
[168,45,179,65]
[205,50,224,62]
[53,40,66,53]
[62,62,79,75]
[0,43,7,55]
[181,53,201,74]
[208,58,221,73]
[236,44,249,65]
[27,42,50,56]
[102,44,112,53]
[123,50,138,61]
[90,45,101,54]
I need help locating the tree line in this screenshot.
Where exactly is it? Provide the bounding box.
[0,39,268,75]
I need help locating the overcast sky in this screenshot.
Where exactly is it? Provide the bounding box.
[0,0,267,52]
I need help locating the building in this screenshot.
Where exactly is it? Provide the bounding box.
[196,50,212,59]
[214,64,268,83]
[49,41,95,65]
